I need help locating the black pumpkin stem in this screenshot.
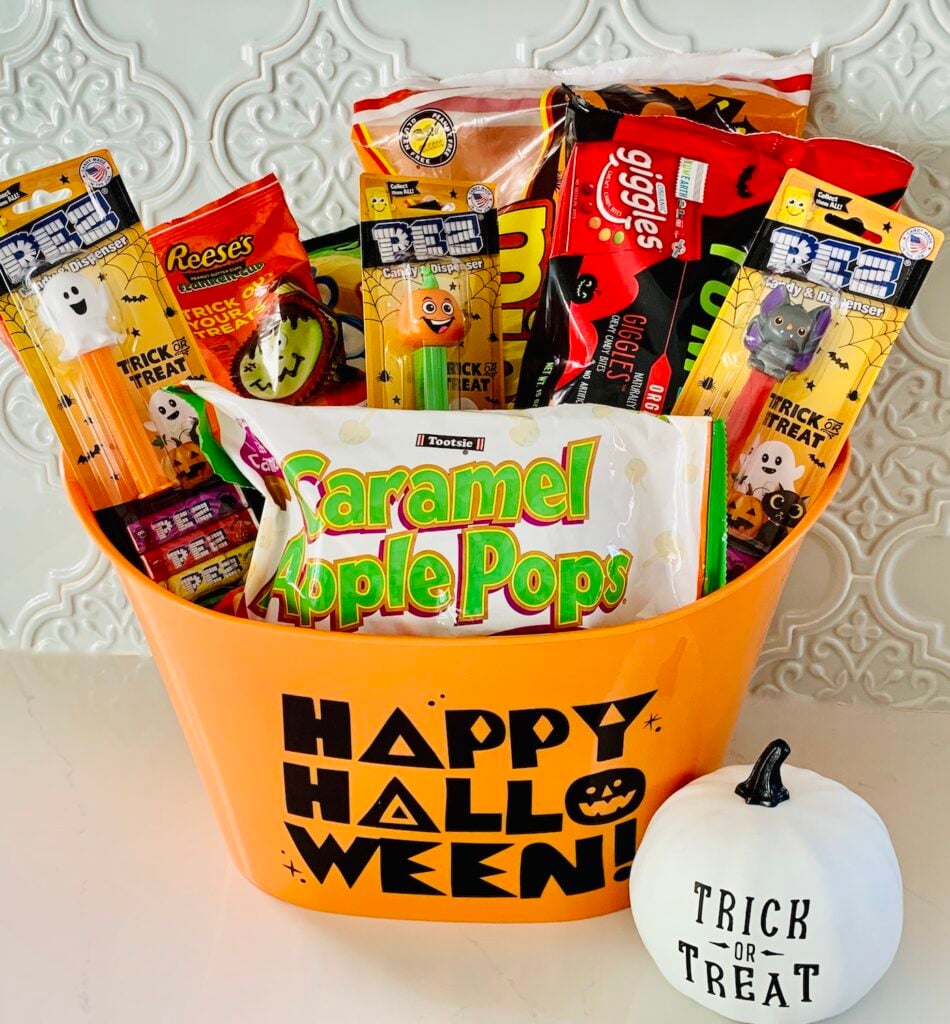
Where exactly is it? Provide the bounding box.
[735,739,791,807]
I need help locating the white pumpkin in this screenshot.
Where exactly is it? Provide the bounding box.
[630,740,902,1024]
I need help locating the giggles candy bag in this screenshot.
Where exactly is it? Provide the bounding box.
[177,380,727,636]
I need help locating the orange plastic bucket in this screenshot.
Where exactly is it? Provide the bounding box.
[67,445,848,923]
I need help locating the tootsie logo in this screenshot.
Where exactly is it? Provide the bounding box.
[416,432,485,452]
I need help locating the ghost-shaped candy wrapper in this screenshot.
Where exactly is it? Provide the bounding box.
[38,271,120,359]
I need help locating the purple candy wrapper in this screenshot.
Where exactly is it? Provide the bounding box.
[124,483,247,554]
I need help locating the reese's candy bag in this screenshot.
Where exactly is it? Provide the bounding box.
[516,99,915,414]
[177,380,727,635]
[150,175,358,406]
[0,150,211,509]
[352,51,814,404]
[675,170,943,575]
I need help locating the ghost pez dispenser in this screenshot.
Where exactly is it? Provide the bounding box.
[39,270,171,498]
[396,266,465,411]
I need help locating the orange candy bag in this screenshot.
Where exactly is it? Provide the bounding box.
[150,175,361,406]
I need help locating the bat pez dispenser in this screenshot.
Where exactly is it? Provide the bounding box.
[725,284,832,465]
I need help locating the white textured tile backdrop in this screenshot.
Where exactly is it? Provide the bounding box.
[1,0,948,704]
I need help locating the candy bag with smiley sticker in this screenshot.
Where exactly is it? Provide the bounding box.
[150,175,360,407]
[352,51,814,406]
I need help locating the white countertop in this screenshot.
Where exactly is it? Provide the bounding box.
[1,650,947,1023]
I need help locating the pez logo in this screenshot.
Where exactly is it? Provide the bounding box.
[372,214,484,264]
[0,192,119,285]
[767,226,904,300]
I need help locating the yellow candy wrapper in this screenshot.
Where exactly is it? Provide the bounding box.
[675,169,943,576]
[359,175,504,411]
[0,150,211,509]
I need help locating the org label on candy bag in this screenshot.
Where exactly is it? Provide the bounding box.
[178,382,726,636]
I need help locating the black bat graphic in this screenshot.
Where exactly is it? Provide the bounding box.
[122,294,148,303]
[77,443,101,464]
[737,165,755,198]
[809,454,827,468]
[828,351,850,369]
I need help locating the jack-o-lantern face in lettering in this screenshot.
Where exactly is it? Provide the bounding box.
[565,768,646,825]
[396,266,465,349]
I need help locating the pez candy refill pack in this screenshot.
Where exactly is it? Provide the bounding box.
[359,175,504,411]
[675,170,943,575]
[0,150,211,509]
[352,51,814,405]
[516,100,915,415]
[179,381,727,637]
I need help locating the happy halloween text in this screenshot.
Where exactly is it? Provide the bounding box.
[264,437,634,632]
[281,690,655,898]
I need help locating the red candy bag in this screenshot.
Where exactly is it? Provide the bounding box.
[150,176,360,406]
[516,97,914,413]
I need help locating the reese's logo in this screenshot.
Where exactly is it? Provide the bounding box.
[164,234,255,273]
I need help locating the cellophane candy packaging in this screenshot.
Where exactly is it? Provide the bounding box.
[0,150,211,509]
[304,226,366,374]
[675,170,943,575]
[351,51,814,405]
[149,175,357,406]
[359,175,504,411]
[177,380,727,636]
[516,98,915,414]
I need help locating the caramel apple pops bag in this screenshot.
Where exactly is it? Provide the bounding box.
[176,381,726,635]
